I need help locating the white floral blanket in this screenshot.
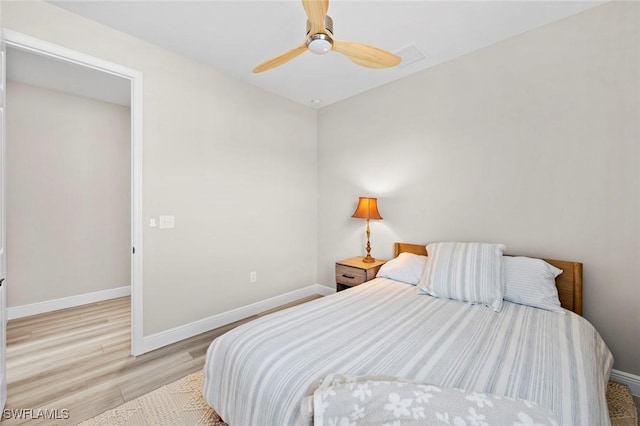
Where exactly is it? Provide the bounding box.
[301,374,561,426]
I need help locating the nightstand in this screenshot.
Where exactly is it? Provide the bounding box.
[335,257,386,292]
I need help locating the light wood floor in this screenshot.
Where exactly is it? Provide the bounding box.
[3,295,321,425]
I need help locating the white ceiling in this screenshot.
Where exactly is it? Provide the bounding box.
[48,0,604,108]
[7,46,131,107]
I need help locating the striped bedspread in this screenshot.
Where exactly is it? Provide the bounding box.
[202,278,613,426]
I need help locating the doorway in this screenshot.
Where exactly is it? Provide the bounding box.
[2,30,143,355]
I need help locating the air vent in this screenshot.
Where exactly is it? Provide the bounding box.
[395,45,428,68]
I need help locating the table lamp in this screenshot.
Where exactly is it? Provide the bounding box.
[351,197,383,263]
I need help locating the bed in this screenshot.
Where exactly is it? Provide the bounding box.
[202,242,613,425]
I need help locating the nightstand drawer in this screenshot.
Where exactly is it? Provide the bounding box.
[335,257,386,292]
[335,264,367,286]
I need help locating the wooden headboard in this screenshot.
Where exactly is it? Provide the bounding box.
[394,242,583,316]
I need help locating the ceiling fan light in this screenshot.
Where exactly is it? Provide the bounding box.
[308,39,332,54]
[307,34,333,55]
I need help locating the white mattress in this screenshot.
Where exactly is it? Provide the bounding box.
[203,278,613,425]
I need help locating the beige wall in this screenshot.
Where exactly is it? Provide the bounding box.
[6,81,131,306]
[2,1,318,335]
[318,2,640,375]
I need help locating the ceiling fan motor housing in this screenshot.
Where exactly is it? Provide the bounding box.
[306,16,334,54]
[306,15,334,36]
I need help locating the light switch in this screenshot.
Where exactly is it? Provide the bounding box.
[159,215,175,229]
[150,218,157,228]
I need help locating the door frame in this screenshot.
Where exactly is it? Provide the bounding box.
[3,30,144,355]
[1,30,7,411]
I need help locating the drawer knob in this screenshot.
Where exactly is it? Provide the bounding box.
[341,274,355,279]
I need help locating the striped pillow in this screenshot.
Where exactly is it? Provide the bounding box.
[503,256,564,313]
[417,242,506,312]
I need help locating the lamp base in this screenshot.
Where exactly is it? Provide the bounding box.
[362,255,376,263]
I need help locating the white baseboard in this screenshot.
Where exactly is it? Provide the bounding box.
[141,284,335,354]
[610,369,640,397]
[314,284,336,296]
[7,286,131,320]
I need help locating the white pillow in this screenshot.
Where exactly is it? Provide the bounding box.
[376,252,427,285]
[417,242,506,312]
[503,256,565,313]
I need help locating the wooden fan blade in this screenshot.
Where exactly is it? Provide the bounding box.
[302,0,329,34]
[253,44,308,73]
[333,40,401,69]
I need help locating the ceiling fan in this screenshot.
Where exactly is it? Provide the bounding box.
[253,0,401,73]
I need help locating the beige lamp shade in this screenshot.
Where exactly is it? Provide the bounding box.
[351,197,383,220]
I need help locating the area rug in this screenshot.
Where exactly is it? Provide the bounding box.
[607,382,638,426]
[76,371,228,426]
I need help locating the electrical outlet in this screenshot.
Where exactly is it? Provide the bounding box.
[250,272,257,283]
[159,215,175,229]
